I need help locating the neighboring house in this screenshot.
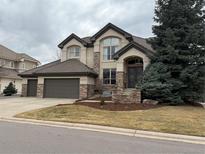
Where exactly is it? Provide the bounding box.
[0,45,40,94]
[19,23,155,99]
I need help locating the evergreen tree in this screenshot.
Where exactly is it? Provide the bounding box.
[3,82,17,96]
[141,0,205,104]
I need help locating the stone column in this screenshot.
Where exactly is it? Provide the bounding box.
[37,84,44,98]
[93,52,101,91]
[116,71,125,90]
[80,84,88,99]
[21,84,27,97]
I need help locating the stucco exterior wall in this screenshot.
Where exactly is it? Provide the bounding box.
[93,29,130,89]
[117,48,150,70]
[61,38,87,65]
[37,76,95,85]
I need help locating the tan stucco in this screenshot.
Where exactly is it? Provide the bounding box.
[59,28,151,88]
[61,38,87,64]
[117,47,150,71]
[36,76,95,85]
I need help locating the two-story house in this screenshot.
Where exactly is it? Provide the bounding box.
[19,23,155,99]
[0,45,40,94]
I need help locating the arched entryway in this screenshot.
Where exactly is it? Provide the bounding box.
[125,57,143,88]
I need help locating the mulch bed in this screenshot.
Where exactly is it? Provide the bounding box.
[74,102,161,111]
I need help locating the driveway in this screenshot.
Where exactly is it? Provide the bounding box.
[0,97,75,118]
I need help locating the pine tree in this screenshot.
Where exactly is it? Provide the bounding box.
[141,0,205,104]
[3,82,17,96]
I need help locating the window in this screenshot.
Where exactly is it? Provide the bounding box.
[67,46,81,59]
[22,63,25,69]
[103,37,119,60]
[103,68,116,84]
[10,61,14,68]
[0,59,6,66]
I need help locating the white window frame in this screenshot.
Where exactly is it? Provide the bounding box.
[103,37,119,61]
[103,68,116,85]
[67,46,81,59]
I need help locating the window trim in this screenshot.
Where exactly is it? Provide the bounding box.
[103,68,116,85]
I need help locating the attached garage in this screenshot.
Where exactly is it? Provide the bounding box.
[27,79,37,96]
[44,78,80,99]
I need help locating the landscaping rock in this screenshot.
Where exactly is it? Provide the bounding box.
[143,99,159,105]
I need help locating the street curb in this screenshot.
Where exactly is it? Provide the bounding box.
[0,117,205,145]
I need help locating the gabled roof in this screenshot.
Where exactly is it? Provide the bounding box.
[90,23,133,42]
[57,23,155,57]
[113,41,155,60]
[58,33,90,49]
[0,44,40,63]
[19,59,98,77]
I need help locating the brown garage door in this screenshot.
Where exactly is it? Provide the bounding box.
[44,78,80,99]
[27,79,37,96]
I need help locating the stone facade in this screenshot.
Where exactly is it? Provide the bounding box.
[21,84,27,97]
[37,84,44,98]
[80,84,95,99]
[93,52,101,91]
[116,71,125,90]
[93,52,100,73]
[112,89,141,104]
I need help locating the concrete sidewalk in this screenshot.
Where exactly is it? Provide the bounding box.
[1,117,204,145]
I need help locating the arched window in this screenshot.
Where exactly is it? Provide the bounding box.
[103,37,120,60]
[67,46,81,59]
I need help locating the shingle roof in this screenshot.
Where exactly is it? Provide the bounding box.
[0,67,21,79]
[0,44,40,63]
[113,41,155,60]
[19,59,98,77]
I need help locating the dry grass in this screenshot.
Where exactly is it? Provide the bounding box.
[16,104,205,136]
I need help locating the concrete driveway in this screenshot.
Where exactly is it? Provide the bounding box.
[0,97,75,118]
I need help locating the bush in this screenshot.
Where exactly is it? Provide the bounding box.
[3,82,17,96]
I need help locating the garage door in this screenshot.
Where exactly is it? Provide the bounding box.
[27,79,37,96]
[44,78,80,98]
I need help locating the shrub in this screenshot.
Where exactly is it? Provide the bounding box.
[3,82,17,96]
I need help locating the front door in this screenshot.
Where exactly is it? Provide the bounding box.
[127,66,143,88]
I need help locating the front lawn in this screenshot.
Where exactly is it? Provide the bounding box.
[16,104,205,136]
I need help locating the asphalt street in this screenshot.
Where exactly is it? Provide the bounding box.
[0,121,204,154]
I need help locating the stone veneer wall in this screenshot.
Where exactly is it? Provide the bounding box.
[93,52,101,91]
[80,84,95,99]
[37,84,44,98]
[116,71,125,90]
[21,84,27,96]
[112,89,141,104]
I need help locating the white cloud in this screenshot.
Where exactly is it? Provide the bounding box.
[0,0,155,63]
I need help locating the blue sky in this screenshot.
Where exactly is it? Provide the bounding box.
[0,0,155,63]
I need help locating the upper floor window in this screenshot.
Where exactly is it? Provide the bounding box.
[10,61,14,68]
[67,46,81,59]
[0,59,6,66]
[22,63,26,69]
[103,37,120,61]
